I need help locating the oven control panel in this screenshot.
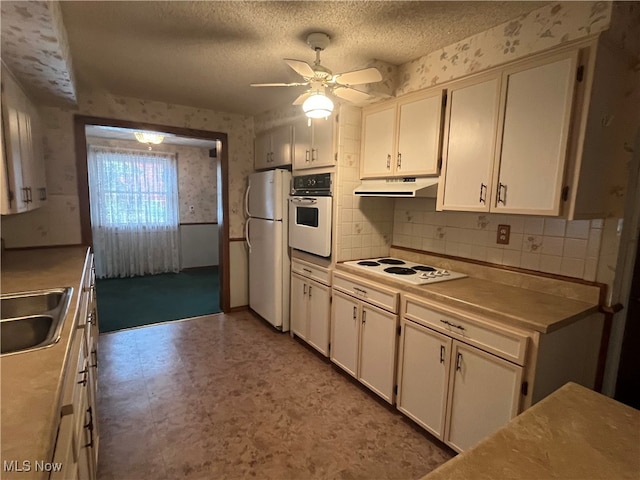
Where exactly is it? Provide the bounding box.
[292,173,332,196]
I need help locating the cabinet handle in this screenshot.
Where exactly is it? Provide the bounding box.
[439,319,465,331]
[308,285,312,298]
[397,152,402,169]
[303,283,307,295]
[78,369,88,386]
[87,310,95,325]
[84,406,94,449]
[27,187,33,203]
[386,154,391,170]
[305,150,310,162]
[90,348,98,369]
[440,345,445,364]
[21,187,29,204]
[311,148,317,162]
[302,268,312,274]
[456,352,463,372]
[352,306,357,320]
[39,187,47,201]
[362,310,366,325]
[497,182,507,205]
[479,183,487,204]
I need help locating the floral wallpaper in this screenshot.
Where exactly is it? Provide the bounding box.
[0,0,76,104]
[396,1,612,96]
[2,90,253,247]
[85,137,217,224]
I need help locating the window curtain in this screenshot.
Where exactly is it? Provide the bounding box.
[88,145,180,278]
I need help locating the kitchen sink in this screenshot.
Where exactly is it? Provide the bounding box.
[0,287,73,356]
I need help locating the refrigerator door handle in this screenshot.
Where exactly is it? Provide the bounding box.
[245,217,252,253]
[244,184,251,217]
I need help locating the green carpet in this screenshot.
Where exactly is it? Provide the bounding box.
[95,267,220,333]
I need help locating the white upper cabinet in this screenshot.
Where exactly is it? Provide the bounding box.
[254,124,292,170]
[361,88,444,179]
[493,52,577,215]
[439,73,501,211]
[1,65,47,215]
[439,37,631,219]
[293,117,335,170]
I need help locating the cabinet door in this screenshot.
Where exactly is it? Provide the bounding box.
[307,280,331,356]
[440,76,500,211]
[396,91,443,176]
[254,132,271,170]
[310,117,334,168]
[397,321,452,439]
[270,124,292,167]
[493,52,577,215]
[361,104,396,178]
[330,290,360,377]
[2,106,28,213]
[445,341,523,452]
[290,273,308,339]
[293,118,312,170]
[358,303,398,403]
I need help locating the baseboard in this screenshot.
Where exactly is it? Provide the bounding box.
[228,305,249,313]
[180,265,219,272]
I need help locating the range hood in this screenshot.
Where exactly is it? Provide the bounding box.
[353,177,439,197]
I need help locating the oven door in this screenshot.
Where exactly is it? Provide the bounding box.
[288,196,332,257]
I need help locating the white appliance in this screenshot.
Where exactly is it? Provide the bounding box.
[289,173,332,257]
[343,257,467,285]
[245,169,292,331]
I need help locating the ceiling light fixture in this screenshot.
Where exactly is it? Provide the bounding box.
[134,131,165,146]
[302,92,334,119]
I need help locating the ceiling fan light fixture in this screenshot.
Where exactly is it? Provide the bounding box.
[302,92,334,119]
[134,131,165,145]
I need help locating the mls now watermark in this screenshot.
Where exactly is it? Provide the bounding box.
[4,460,63,473]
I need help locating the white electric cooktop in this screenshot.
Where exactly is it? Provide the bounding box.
[343,257,467,285]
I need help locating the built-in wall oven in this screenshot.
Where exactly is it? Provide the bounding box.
[289,173,332,257]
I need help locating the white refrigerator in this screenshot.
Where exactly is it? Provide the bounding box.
[245,169,291,331]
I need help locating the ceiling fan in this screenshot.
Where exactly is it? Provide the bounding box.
[251,32,383,117]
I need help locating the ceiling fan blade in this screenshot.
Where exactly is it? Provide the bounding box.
[284,58,316,78]
[292,91,313,106]
[333,86,371,103]
[250,82,308,87]
[334,67,382,86]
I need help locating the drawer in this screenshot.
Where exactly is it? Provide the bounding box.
[404,295,528,365]
[333,272,398,313]
[61,331,88,416]
[292,259,331,286]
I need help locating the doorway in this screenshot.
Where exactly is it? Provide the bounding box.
[74,115,231,316]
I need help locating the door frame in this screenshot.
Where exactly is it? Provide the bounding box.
[73,114,231,312]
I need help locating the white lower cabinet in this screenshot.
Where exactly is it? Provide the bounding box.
[290,259,332,356]
[398,296,525,453]
[330,274,399,404]
[445,341,522,452]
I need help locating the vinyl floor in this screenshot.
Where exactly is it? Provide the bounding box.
[96,311,454,480]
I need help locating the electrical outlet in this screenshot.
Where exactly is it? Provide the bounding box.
[497,224,510,245]
[189,205,195,213]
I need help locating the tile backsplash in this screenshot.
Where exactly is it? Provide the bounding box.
[393,198,606,281]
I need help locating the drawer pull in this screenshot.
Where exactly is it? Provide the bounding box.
[440,319,465,331]
[352,306,357,320]
[362,310,366,325]
[308,285,313,298]
[302,268,312,274]
[439,345,445,364]
[90,348,98,369]
[303,283,307,295]
[456,352,463,372]
[353,287,368,296]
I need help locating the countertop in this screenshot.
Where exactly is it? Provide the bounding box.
[423,382,640,480]
[334,262,600,334]
[1,247,91,480]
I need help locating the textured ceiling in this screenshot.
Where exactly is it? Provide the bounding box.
[39,2,548,116]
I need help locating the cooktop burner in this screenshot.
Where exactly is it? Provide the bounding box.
[343,257,467,285]
[384,267,417,275]
[378,258,406,265]
[412,265,436,272]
